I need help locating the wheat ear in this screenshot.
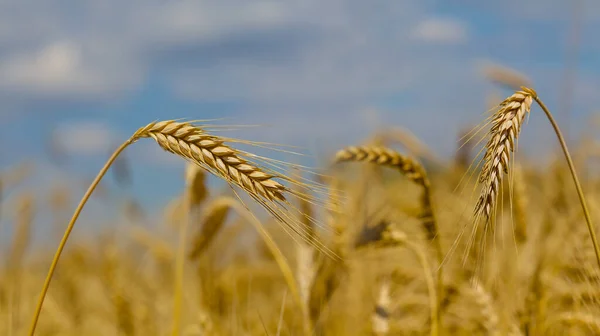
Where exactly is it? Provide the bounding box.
[474,87,600,270]
[28,120,318,336]
[334,146,442,253]
[379,225,439,336]
[334,146,444,320]
[171,163,201,336]
[474,88,533,223]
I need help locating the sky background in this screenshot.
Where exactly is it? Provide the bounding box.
[1,0,600,240]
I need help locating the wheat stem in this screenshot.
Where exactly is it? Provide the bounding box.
[532,94,600,270]
[223,197,308,335]
[27,138,134,336]
[171,190,191,336]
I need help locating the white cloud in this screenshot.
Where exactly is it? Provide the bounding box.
[53,121,116,155]
[410,17,468,44]
[0,40,142,99]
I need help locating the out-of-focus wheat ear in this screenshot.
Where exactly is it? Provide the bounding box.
[371,276,392,336]
[7,193,34,333]
[373,126,444,166]
[479,60,532,91]
[195,195,306,321]
[188,197,231,260]
[334,146,444,313]
[454,126,475,173]
[334,146,442,252]
[7,193,34,271]
[291,169,317,332]
[511,164,528,244]
[355,221,439,336]
[305,173,346,334]
[172,162,203,336]
[185,162,208,209]
[548,312,600,334]
[466,277,499,335]
[380,224,439,336]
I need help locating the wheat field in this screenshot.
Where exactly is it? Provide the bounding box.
[3,89,600,336]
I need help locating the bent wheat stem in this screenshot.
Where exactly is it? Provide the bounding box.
[28,138,135,336]
[171,190,191,336]
[532,93,600,270]
[29,120,322,335]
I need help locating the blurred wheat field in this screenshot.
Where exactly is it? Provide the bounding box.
[4,96,600,336]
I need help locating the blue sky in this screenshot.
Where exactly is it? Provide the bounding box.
[1,0,600,239]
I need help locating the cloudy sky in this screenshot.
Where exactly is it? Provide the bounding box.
[1,0,600,229]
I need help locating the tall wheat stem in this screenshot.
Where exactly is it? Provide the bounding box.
[27,138,135,336]
[533,94,600,269]
[172,190,191,336]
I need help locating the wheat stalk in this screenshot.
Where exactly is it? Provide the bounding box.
[28,120,329,336]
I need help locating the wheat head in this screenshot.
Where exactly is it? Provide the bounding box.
[133,120,333,256]
[134,120,286,202]
[335,146,428,187]
[474,87,535,222]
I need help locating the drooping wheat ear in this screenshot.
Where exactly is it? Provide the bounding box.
[7,193,34,333]
[474,86,600,270]
[134,121,286,202]
[334,146,444,311]
[334,146,440,243]
[335,146,428,186]
[29,119,327,336]
[474,88,534,223]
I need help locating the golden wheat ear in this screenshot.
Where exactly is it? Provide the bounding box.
[333,145,443,336]
[466,86,600,274]
[333,146,443,259]
[28,119,335,336]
